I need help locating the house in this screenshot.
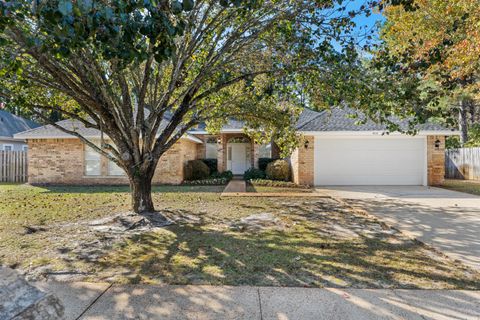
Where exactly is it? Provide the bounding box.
[0,109,40,151]
[14,107,457,186]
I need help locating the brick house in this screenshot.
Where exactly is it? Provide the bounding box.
[14,107,457,186]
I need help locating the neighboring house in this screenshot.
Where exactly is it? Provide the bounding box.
[14,107,457,186]
[0,109,40,151]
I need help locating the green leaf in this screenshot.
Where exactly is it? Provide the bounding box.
[183,0,194,11]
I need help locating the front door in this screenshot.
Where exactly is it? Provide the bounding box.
[230,143,248,174]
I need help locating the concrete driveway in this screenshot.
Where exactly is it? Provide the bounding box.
[317,186,480,270]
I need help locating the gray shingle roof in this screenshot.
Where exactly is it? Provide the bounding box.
[14,106,454,140]
[14,117,202,143]
[0,110,40,138]
[296,107,453,132]
[14,119,101,138]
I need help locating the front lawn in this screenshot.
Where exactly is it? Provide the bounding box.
[441,179,480,196]
[1,183,479,289]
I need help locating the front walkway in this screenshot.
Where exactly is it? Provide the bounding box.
[317,186,480,270]
[222,179,247,193]
[35,282,480,320]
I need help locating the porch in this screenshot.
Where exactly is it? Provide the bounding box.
[194,133,278,175]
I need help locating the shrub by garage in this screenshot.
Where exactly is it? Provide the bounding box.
[265,159,290,181]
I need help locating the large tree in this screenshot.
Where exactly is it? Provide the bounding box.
[379,0,480,144]
[0,0,368,213]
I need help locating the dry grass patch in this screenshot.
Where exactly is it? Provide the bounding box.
[1,184,479,289]
[441,179,480,196]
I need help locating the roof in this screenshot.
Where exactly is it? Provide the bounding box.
[190,119,245,132]
[296,107,455,133]
[14,106,456,141]
[14,118,202,144]
[0,110,40,139]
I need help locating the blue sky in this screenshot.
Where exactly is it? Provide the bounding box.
[329,0,386,52]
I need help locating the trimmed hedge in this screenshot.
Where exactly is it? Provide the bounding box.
[243,168,265,180]
[202,158,218,173]
[184,160,210,181]
[265,159,290,181]
[258,157,277,171]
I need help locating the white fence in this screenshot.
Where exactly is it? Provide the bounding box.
[445,147,480,180]
[0,151,28,183]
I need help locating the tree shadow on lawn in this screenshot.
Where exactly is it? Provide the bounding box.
[87,221,480,289]
[36,184,225,194]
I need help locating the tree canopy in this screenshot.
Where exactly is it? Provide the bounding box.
[378,0,480,144]
[0,0,371,212]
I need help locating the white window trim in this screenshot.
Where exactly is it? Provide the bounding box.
[2,144,14,151]
[22,145,28,151]
[84,143,101,176]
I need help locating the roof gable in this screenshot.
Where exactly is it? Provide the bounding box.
[0,110,40,138]
[296,107,452,132]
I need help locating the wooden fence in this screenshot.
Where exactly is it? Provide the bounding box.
[445,147,480,180]
[0,151,28,183]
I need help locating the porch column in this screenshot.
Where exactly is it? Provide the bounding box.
[252,143,260,169]
[217,135,228,172]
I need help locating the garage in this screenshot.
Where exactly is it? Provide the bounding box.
[314,136,427,186]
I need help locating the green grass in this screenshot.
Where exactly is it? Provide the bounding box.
[1,183,479,289]
[440,179,480,196]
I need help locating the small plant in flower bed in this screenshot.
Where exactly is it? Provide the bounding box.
[211,170,233,180]
[249,179,310,189]
[243,168,266,180]
[183,177,229,185]
[183,170,234,186]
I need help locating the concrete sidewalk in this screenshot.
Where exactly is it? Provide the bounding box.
[35,282,480,320]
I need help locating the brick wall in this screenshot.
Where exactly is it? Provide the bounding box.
[290,135,314,186]
[427,135,445,185]
[27,138,198,185]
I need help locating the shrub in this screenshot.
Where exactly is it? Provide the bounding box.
[265,159,290,181]
[250,179,310,189]
[243,167,265,180]
[211,170,233,181]
[258,157,277,171]
[202,158,218,173]
[184,160,210,181]
[183,177,229,185]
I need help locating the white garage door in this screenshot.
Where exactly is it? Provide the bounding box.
[314,136,426,186]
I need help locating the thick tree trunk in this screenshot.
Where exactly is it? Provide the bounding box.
[130,173,155,213]
[459,99,469,145]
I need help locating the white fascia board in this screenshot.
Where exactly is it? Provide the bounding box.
[15,132,203,143]
[187,129,245,134]
[299,130,460,136]
[13,134,101,139]
[184,134,203,144]
[0,136,26,142]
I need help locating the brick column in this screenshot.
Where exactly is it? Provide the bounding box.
[427,135,445,185]
[291,135,314,186]
[252,143,260,168]
[217,134,228,172]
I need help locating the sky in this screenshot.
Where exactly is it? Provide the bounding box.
[329,0,386,53]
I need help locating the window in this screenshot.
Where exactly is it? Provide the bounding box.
[3,144,13,151]
[84,144,101,176]
[108,160,125,176]
[22,145,28,152]
[205,137,218,159]
[258,143,272,158]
